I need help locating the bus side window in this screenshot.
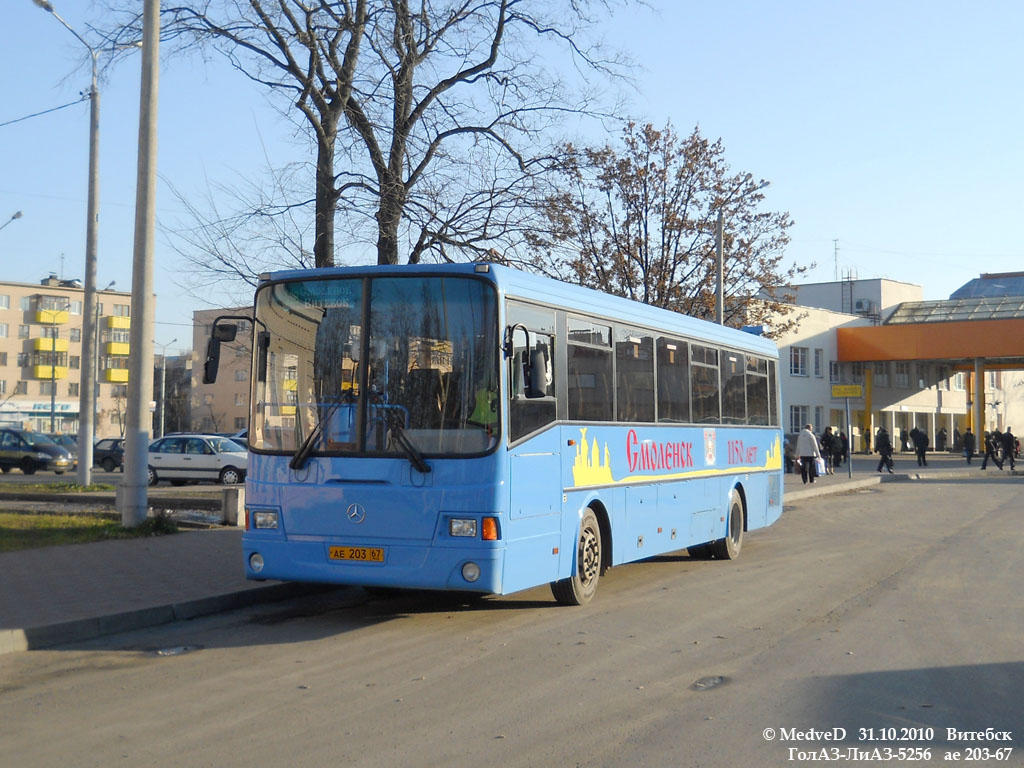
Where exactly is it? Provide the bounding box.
[507,302,557,442]
[509,332,556,441]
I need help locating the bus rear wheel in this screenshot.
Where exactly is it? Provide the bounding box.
[551,508,602,606]
[710,489,744,560]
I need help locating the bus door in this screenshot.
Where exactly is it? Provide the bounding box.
[504,304,561,592]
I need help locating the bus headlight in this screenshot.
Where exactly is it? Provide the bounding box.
[251,510,279,529]
[249,553,265,573]
[461,562,481,582]
[449,518,477,537]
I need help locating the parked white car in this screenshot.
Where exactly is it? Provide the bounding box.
[147,434,248,486]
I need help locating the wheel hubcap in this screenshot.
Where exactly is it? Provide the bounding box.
[579,526,600,585]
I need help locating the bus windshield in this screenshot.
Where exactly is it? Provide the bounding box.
[251,275,499,458]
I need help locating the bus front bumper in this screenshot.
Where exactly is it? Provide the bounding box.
[242,537,504,594]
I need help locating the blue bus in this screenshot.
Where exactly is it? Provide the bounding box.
[204,263,783,605]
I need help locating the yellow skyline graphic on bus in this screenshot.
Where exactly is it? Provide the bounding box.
[572,428,782,488]
[572,428,615,486]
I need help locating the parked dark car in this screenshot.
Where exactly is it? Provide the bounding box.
[48,433,79,469]
[93,438,125,472]
[0,428,74,475]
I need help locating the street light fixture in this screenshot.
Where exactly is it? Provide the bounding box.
[715,177,771,325]
[0,211,23,232]
[155,338,177,439]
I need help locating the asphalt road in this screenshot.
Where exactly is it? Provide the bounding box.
[1,478,1021,768]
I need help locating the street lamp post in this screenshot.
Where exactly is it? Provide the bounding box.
[40,300,70,433]
[32,0,102,486]
[155,338,177,439]
[714,178,771,325]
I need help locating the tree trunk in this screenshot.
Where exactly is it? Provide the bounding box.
[314,135,337,269]
[376,177,405,265]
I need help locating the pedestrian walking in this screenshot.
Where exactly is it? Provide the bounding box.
[953,426,962,452]
[820,427,835,475]
[831,430,844,471]
[963,428,976,464]
[875,426,895,473]
[936,427,947,452]
[1001,427,1016,471]
[840,431,849,465]
[911,426,929,466]
[981,430,1004,470]
[795,423,822,485]
[900,428,910,453]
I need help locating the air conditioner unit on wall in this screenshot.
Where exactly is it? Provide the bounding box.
[854,299,868,312]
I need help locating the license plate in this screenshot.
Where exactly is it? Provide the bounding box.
[328,546,385,563]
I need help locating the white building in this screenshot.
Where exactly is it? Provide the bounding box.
[774,277,1007,453]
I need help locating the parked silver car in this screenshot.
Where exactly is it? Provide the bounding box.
[147,434,247,486]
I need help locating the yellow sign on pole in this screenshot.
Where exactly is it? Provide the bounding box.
[831,384,863,399]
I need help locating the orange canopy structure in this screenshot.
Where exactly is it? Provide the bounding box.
[837,318,1024,368]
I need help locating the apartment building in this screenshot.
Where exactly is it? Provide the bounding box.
[0,275,134,437]
[190,306,252,434]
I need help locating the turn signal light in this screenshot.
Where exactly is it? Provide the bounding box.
[481,517,499,541]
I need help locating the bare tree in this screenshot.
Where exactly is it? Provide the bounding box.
[528,122,808,336]
[101,0,629,271]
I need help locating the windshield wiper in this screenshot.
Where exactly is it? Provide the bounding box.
[388,414,431,474]
[289,398,345,471]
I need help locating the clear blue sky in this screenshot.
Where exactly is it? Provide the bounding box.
[2,1,1022,352]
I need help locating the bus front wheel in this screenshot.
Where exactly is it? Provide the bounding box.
[710,489,744,560]
[551,508,602,606]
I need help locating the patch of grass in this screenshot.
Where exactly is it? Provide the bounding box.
[0,510,178,553]
[0,482,117,494]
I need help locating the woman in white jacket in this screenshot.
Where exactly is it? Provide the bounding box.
[795,423,822,485]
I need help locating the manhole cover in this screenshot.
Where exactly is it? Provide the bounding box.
[692,675,727,691]
[154,645,202,657]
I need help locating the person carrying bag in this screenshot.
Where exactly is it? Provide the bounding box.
[795,424,822,485]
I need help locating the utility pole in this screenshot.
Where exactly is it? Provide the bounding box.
[715,178,770,325]
[119,0,160,527]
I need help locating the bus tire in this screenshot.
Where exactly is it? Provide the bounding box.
[687,543,712,559]
[551,508,602,606]
[710,489,744,560]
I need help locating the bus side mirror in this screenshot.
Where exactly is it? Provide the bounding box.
[527,348,549,398]
[213,323,238,342]
[203,337,221,384]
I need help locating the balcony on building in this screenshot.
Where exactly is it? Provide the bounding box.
[104,368,129,383]
[33,338,69,352]
[33,365,68,380]
[106,316,130,330]
[35,308,69,325]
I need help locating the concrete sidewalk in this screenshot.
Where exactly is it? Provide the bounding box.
[1,452,1018,655]
[0,528,326,655]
